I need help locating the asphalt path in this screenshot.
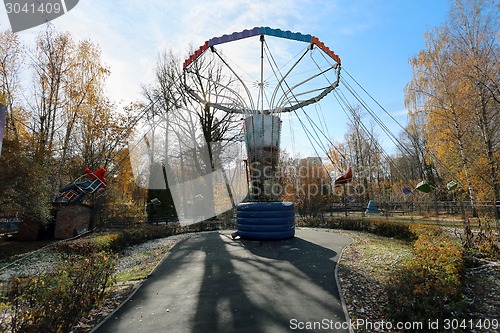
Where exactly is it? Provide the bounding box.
[92,228,352,333]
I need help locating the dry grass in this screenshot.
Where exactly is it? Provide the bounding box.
[335,229,500,333]
[334,230,413,332]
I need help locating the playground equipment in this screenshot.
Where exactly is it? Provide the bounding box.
[402,187,413,195]
[183,27,342,240]
[412,179,459,194]
[446,180,458,191]
[365,200,380,214]
[414,179,436,194]
[56,168,107,204]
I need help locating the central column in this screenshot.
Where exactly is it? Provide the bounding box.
[244,114,281,201]
[233,113,295,241]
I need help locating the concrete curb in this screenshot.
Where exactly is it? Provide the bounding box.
[334,234,355,333]
[89,280,143,333]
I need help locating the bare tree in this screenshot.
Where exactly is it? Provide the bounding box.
[142,49,241,220]
[29,28,73,163]
[0,30,24,140]
[448,0,500,219]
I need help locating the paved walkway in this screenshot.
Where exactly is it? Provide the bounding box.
[92,228,352,333]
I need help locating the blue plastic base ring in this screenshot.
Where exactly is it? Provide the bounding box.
[234,201,295,241]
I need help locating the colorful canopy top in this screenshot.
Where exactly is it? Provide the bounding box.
[183,26,341,70]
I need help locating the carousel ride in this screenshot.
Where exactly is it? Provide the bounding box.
[182,27,342,240]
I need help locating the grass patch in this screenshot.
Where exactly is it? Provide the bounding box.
[115,247,170,282]
[116,265,150,282]
[355,236,414,280]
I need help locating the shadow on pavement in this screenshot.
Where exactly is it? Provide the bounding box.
[93,230,350,333]
[191,230,349,333]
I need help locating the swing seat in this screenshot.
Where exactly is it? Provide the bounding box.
[63,189,80,201]
[74,174,105,194]
[415,180,436,193]
[150,198,161,205]
[334,166,353,186]
[402,187,412,195]
[446,181,458,191]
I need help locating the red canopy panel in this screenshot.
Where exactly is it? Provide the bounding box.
[334,166,353,186]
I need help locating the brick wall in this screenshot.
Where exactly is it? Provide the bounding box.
[53,204,92,240]
[17,219,40,241]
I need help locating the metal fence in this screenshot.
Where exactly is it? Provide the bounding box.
[323,200,499,230]
[326,200,497,217]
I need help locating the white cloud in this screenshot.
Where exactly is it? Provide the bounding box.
[3,0,372,105]
[390,109,410,117]
[2,0,451,156]
[47,0,323,104]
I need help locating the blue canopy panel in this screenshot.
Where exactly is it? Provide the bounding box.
[209,27,261,46]
[258,27,312,43]
[183,26,341,69]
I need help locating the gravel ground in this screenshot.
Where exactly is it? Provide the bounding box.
[0,246,64,282]
[114,233,191,274]
[463,257,500,325]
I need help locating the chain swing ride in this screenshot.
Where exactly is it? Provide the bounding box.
[183,27,342,240]
[0,29,469,239]
[3,24,462,239]
[50,27,461,237]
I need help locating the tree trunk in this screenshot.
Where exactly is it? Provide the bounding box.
[450,106,478,220]
[477,95,500,222]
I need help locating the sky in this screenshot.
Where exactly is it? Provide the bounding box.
[0,0,452,157]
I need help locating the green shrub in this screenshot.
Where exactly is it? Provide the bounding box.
[113,225,175,250]
[295,216,325,228]
[387,225,465,324]
[0,253,115,333]
[55,232,120,254]
[370,220,417,240]
[297,217,417,241]
[473,231,500,260]
[0,140,52,225]
[55,225,177,255]
[467,217,500,260]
